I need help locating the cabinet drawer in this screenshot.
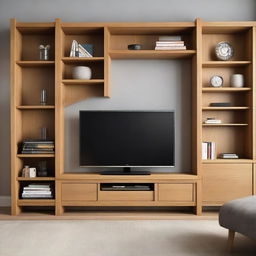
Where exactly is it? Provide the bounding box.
[62,183,97,201]
[158,184,194,202]
[98,191,154,201]
[203,163,253,204]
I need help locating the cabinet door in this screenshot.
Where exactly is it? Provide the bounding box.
[203,163,253,205]
[62,183,97,202]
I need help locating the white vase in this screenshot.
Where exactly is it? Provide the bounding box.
[230,74,244,88]
[72,66,92,80]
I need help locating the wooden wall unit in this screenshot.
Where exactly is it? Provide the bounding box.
[10,18,256,217]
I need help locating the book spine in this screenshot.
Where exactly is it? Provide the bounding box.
[202,142,207,160]
[155,46,186,50]
[158,36,182,41]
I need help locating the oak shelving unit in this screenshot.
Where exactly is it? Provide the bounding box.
[10,18,256,217]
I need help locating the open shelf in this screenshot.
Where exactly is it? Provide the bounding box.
[17,154,55,158]
[202,123,248,127]
[202,87,251,92]
[17,177,55,181]
[202,61,251,67]
[16,105,55,110]
[62,57,104,63]
[62,79,104,85]
[109,50,196,59]
[202,107,249,110]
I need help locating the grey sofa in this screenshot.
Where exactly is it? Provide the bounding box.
[219,196,256,251]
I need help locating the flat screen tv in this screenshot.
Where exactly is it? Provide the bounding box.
[79,111,175,175]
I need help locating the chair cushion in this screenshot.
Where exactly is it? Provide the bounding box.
[219,196,256,240]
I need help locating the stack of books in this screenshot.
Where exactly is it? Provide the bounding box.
[219,153,239,159]
[21,140,54,154]
[204,118,222,124]
[202,142,216,160]
[21,184,53,199]
[155,36,186,50]
[70,40,93,57]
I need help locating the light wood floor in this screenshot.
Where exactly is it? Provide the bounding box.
[0,207,218,220]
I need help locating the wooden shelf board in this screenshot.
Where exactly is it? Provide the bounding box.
[60,173,199,181]
[62,57,104,63]
[109,50,196,59]
[16,105,55,110]
[202,87,251,92]
[18,199,55,206]
[202,23,253,34]
[202,107,249,110]
[17,154,55,158]
[203,159,253,164]
[203,123,248,127]
[17,177,55,181]
[62,79,104,85]
[202,61,251,67]
[16,61,55,67]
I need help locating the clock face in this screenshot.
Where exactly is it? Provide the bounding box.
[215,42,234,61]
[210,75,223,87]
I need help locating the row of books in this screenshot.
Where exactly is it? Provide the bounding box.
[21,184,53,199]
[21,140,54,154]
[202,142,216,160]
[155,36,186,50]
[70,40,93,57]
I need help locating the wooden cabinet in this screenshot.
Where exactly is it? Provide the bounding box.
[61,183,97,202]
[158,184,195,202]
[202,163,253,205]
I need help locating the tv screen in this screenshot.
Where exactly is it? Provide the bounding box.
[79,111,174,168]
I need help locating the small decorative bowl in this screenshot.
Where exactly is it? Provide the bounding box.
[128,44,142,50]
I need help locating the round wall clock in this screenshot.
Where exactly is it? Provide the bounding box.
[210,75,223,87]
[215,42,234,61]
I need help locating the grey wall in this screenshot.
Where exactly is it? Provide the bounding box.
[0,0,255,196]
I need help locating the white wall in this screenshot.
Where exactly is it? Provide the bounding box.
[0,0,255,196]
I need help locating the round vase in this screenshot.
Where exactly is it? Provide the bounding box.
[72,66,92,80]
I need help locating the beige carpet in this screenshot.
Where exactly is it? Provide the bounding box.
[0,220,255,256]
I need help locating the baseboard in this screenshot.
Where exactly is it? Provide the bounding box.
[0,196,11,207]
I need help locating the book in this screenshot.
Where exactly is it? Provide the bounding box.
[70,40,79,57]
[204,119,222,124]
[155,46,186,50]
[78,44,92,57]
[158,36,182,41]
[156,41,185,44]
[80,44,93,56]
[202,142,208,160]
[202,142,216,160]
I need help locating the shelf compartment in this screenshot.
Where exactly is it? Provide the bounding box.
[17,154,55,158]
[61,27,104,58]
[202,61,251,67]
[202,87,251,92]
[16,61,55,67]
[202,126,252,159]
[202,107,249,110]
[202,28,252,61]
[63,62,104,80]
[62,57,104,63]
[203,123,248,127]
[16,105,55,110]
[109,50,196,59]
[18,200,55,206]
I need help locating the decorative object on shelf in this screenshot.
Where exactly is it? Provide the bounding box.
[204,118,222,124]
[21,183,53,199]
[38,161,48,177]
[210,102,232,107]
[72,66,92,80]
[155,35,186,50]
[70,40,93,57]
[21,140,55,154]
[29,168,37,178]
[215,42,234,61]
[22,165,30,177]
[40,89,47,105]
[210,75,223,87]
[39,45,50,61]
[219,153,239,159]
[230,74,244,88]
[40,127,47,140]
[202,142,216,160]
[128,44,142,50]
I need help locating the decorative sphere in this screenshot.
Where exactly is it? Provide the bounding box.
[72,66,92,80]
